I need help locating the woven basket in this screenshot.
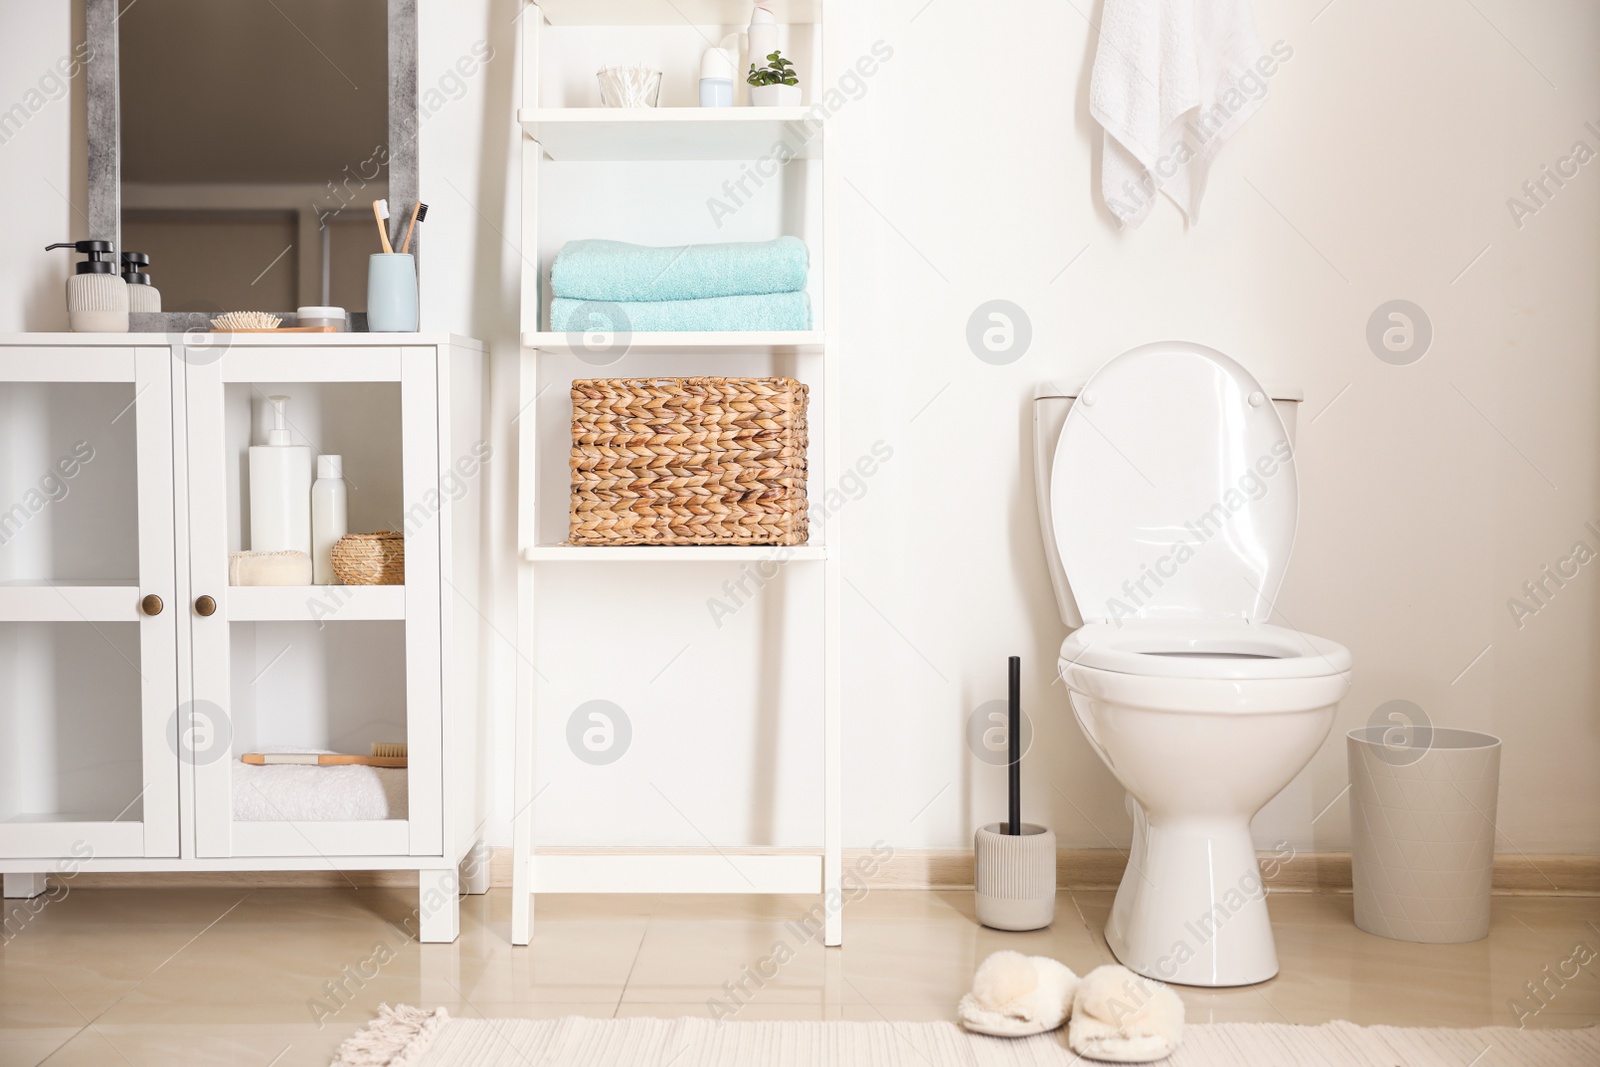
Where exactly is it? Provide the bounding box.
[570,376,809,546]
[331,531,405,585]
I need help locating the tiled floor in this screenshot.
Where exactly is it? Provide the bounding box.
[1,886,1596,1065]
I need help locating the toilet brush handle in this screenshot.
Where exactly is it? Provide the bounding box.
[1008,655,1021,835]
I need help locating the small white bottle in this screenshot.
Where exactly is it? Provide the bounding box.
[746,3,778,99]
[311,455,349,585]
[248,396,313,556]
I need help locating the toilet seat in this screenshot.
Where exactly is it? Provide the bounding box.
[1061,620,1351,681]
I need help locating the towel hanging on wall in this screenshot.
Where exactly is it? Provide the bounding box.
[1089,0,1270,228]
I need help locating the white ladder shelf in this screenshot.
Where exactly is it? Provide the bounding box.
[511,0,842,946]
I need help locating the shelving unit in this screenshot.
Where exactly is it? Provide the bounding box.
[513,1,841,945]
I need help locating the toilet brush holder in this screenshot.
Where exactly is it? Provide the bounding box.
[974,823,1056,931]
[973,654,1055,931]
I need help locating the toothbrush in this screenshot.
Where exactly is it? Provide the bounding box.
[400,202,428,255]
[373,199,394,254]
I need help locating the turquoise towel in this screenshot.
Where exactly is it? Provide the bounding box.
[549,292,812,333]
[551,237,809,303]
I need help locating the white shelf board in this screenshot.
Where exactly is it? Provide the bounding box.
[533,0,819,25]
[227,585,406,622]
[521,107,820,161]
[523,330,823,355]
[524,544,826,562]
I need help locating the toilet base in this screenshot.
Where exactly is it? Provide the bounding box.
[1104,808,1279,987]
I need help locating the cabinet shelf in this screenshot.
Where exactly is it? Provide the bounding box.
[533,0,819,25]
[522,330,824,355]
[520,107,821,161]
[524,544,825,562]
[226,585,406,622]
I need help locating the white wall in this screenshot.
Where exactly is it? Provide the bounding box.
[4,0,1597,859]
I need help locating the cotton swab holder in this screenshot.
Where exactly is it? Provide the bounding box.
[974,656,1057,931]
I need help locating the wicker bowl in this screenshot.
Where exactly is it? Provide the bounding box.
[331,531,404,585]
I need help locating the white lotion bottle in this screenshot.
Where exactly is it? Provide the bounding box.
[248,395,312,556]
[311,455,349,585]
[745,4,778,103]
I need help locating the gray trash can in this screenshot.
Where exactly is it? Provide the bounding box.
[1347,726,1501,943]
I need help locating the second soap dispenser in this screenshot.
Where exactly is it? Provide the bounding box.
[249,395,312,556]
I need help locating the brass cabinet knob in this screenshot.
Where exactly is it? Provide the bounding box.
[194,595,217,617]
[140,594,163,616]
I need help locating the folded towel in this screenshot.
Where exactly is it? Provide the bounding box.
[229,549,312,586]
[550,291,812,334]
[1090,0,1267,227]
[1067,964,1185,1063]
[957,951,1080,1037]
[552,237,808,303]
[233,748,407,822]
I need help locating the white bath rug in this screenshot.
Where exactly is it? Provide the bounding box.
[333,1005,1600,1066]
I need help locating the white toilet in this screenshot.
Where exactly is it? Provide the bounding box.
[1034,341,1352,988]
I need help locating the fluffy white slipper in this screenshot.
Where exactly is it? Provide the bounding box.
[956,950,1080,1037]
[1066,964,1184,1063]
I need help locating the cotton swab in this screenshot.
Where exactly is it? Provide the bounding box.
[400,202,428,255]
[373,199,394,254]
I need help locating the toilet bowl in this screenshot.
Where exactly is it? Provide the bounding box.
[1035,342,1351,988]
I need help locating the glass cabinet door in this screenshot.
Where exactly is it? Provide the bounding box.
[0,347,178,859]
[184,343,442,860]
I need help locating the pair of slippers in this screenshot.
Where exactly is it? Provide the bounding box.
[956,951,1184,1063]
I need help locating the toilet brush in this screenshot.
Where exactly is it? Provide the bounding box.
[974,655,1057,931]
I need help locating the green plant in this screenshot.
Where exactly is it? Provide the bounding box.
[746,50,799,87]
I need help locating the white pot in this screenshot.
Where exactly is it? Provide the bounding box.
[749,83,801,107]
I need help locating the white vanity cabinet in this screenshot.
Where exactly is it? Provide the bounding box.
[0,334,489,942]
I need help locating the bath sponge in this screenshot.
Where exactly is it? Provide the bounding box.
[956,951,1079,1037]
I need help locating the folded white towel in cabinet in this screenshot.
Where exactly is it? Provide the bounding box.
[229,550,312,586]
[233,749,407,822]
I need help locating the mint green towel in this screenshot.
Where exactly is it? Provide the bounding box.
[549,292,812,333]
[551,237,809,303]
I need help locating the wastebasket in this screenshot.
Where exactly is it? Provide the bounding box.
[1347,726,1501,943]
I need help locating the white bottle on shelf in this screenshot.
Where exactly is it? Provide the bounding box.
[248,395,312,556]
[746,4,778,103]
[311,455,349,585]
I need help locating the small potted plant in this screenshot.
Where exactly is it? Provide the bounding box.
[747,50,800,106]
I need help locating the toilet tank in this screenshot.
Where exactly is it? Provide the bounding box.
[1033,379,1304,630]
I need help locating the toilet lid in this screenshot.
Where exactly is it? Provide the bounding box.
[1050,342,1298,624]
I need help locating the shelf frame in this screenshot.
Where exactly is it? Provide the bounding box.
[512,0,842,947]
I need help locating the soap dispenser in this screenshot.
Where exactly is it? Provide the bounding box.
[120,251,161,313]
[249,395,313,556]
[44,240,129,332]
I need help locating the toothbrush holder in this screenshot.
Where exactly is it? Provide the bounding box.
[367,253,418,332]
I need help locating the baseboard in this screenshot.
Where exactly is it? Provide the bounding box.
[59,847,1600,895]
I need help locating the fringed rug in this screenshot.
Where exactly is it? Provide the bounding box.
[332,1005,1599,1067]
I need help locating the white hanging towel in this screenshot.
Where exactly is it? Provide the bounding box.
[1090,0,1268,227]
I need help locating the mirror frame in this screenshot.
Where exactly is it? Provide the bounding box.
[84,0,420,330]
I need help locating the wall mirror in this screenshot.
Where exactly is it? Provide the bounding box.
[85,0,419,328]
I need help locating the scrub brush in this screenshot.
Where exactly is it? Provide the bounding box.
[240,743,407,768]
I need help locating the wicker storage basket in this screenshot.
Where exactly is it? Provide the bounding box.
[331,531,405,585]
[570,376,809,546]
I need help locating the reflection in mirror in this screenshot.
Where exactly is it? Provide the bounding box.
[117,0,388,315]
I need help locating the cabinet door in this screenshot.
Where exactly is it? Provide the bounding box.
[185,345,442,859]
[0,347,179,859]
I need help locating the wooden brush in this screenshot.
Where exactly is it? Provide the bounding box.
[373,198,394,254]
[399,202,427,255]
[242,745,405,768]
[241,753,407,767]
